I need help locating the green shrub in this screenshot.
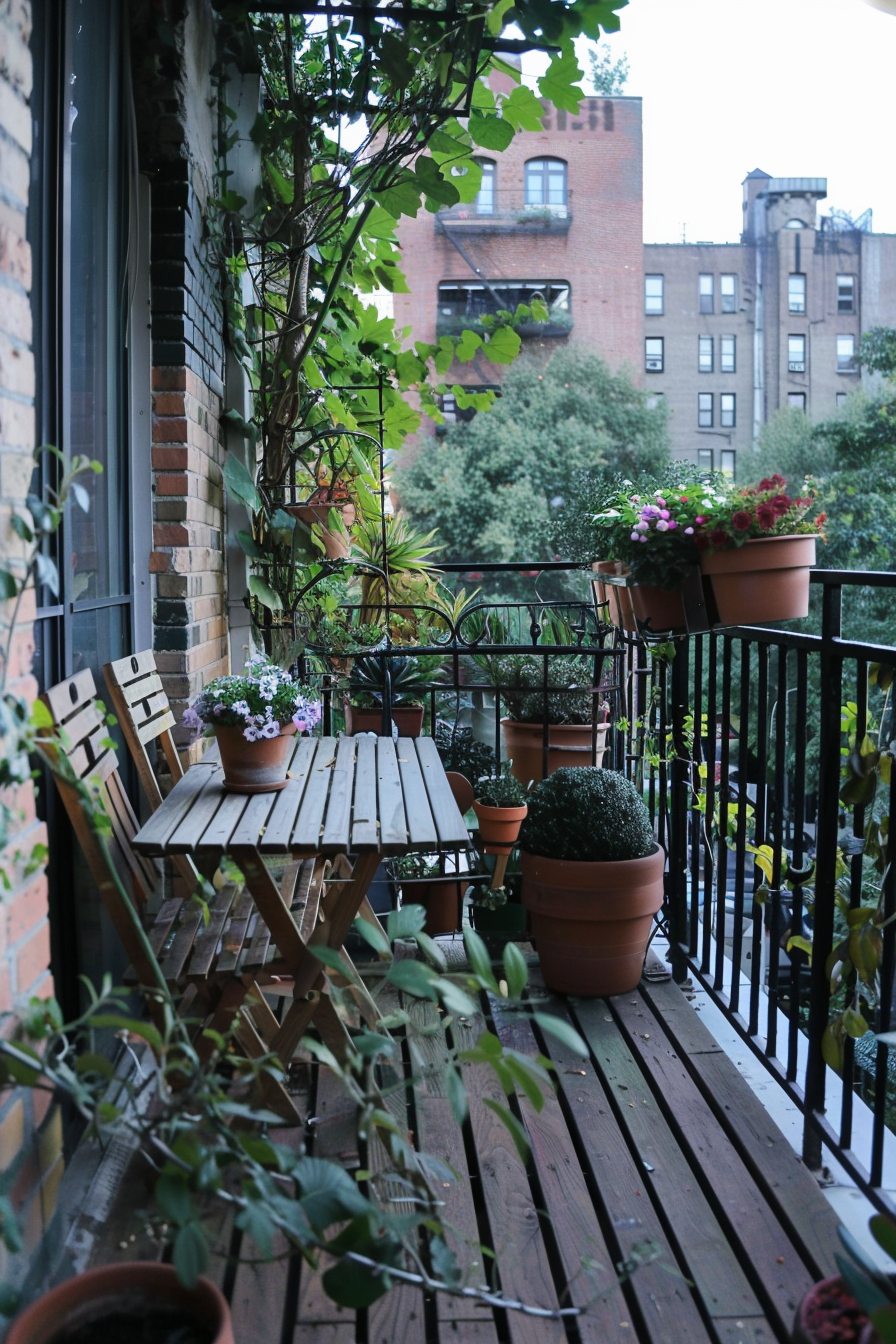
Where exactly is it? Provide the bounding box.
[474,769,528,808]
[520,767,655,862]
[489,654,603,725]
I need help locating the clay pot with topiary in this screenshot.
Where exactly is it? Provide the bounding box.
[519,767,665,997]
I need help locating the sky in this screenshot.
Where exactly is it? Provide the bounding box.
[523,0,896,244]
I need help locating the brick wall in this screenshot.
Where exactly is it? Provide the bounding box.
[0,0,65,1296]
[132,0,230,754]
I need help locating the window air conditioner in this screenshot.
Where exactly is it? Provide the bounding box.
[788,362,805,372]
[645,358,663,371]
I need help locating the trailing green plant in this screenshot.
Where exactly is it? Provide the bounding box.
[520,767,656,863]
[474,768,528,808]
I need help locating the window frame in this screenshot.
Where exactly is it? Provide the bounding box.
[720,392,736,428]
[645,336,664,373]
[720,335,736,373]
[720,449,736,477]
[788,392,807,412]
[788,334,806,373]
[837,274,855,314]
[645,274,664,316]
[698,392,713,428]
[837,334,857,373]
[699,273,714,314]
[698,335,713,373]
[475,158,496,215]
[524,156,568,212]
[697,448,714,472]
[788,273,806,315]
[720,274,737,313]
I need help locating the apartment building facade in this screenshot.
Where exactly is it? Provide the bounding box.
[392,70,644,424]
[644,171,896,471]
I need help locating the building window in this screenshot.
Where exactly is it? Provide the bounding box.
[698,393,713,427]
[436,279,571,338]
[837,275,855,313]
[720,335,736,373]
[645,274,664,315]
[837,335,857,372]
[788,335,806,373]
[721,274,737,313]
[524,158,567,212]
[698,335,713,373]
[788,274,806,314]
[720,449,736,477]
[836,391,848,408]
[699,273,714,314]
[788,392,806,411]
[476,160,496,215]
[786,218,805,229]
[645,337,664,372]
[720,393,736,428]
[697,448,714,471]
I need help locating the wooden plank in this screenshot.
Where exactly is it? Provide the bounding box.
[350,734,379,850]
[539,998,721,1344]
[199,789,251,852]
[639,975,841,1280]
[416,735,470,847]
[286,737,339,852]
[131,759,219,853]
[186,885,238,981]
[215,888,256,975]
[377,736,408,852]
[396,742,439,850]
[321,735,356,850]
[165,779,230,854]
[228,791,279,849]
[577,995,813,1334]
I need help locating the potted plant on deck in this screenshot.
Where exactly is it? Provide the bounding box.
[182,653,322,793]
[343,653,442,737]
[519,767,665,997]
[793,1212,896,1343]
[468,880,529,956]
[389,851,469,935]
[472,767,529,855]
[491,653,609,785]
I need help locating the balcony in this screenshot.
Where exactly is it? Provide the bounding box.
[435,308,574,340]
[436,189,573,236]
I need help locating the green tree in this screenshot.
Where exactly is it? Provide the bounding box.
[585,39,630,94]
[859,326,896,379]
[394,348,670,579]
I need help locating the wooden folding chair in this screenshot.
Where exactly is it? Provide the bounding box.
[40,669,319,1123]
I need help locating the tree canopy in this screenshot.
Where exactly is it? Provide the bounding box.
[393,348,670,577]
[586,39,630,94]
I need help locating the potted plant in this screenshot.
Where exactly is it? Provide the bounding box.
[343,653,441,737]
[285,474,358,560]
[389,851,467,935]
[472,767,529,855]
[696,473,826,625]
[435,720,497,790]
[468,881,529,956]
[793,1212,896,1343]
[182,653,321,792]
[519,767,665,996]
[491,653,609,785]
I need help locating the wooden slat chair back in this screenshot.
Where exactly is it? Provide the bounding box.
[103,649,184,809]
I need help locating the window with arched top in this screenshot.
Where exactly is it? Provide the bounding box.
[525,157,567,212]
[785,218,805,229]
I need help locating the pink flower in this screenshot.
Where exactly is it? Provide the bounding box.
[695,515,706,526]
[684,527,694,535]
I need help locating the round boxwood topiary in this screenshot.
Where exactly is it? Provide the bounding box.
[519,767,655,863]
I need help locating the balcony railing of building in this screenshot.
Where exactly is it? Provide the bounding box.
[435,307,573,341]
[435,190,573,234]
[291,560,896,1220]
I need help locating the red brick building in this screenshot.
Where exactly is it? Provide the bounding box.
[392,69,644,421]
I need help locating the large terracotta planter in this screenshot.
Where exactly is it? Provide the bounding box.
[592,561,636,632]
[472,800,528,855]
[520,844,666,996]
[700,534,816,625]
[344,702,425,737]
[214,721,297,793]
[501,718,609,786]
[6,1262,234,1344]
[400,878,462,935]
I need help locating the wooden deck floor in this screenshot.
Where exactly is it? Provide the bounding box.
[80,954,843,1344]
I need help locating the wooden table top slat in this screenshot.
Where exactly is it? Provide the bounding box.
[396,742,438,849]
[377,736,409,851]
[227,791,279,849]
[166,773,237,854]
[416,736,470,846]
[321,736,357,850]
[198,789,250,852]
[350,735,379,850]
[259,736,322,852]
[131,758,219,853]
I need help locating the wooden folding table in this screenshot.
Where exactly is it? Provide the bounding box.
[131,734,470,1111]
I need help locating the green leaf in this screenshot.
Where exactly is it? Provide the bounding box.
[532,1012,588,1058]
[247,575,283,612]
[222,453,260,514]
[415,931,448,973]
[414,156,460,207]
[504,1052,550,1111]
[363,206,400,242]
[235,1202,274,1260]
[483,1097,530,1164]
[446,1065,468,1127]
[235,530,268,559]
[155,1173,194,1224]
[538,49,585,114]
[387,904,427,940]
[870,1214,896,1261]
[351,915,391,957]
[502,942,528,1000]
[266,162,294,205]
[455,328,482,362]
[374,181,423,221]
[172,1221,208,1291]
[322,1258,390,1308]
[469,113,514,152]
[0,570,17,600]
[484,325,522,364]
[309,945,351,974]
[486,0,516,35]
[463,927,499,992]
[387,959,438,999]
[431,977,479,1018]
[501,84,545,133]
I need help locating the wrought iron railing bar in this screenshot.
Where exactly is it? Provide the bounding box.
[811,569,896,589]
[841,657,871,1149]
[689,634,705,961]
[750,644,770,1037]
[667,640,692,982]
[871,758,896,1187]
[729,639,752,1018]
[657,656,670,862]
[702,633,719,978]
[715,638,734,993]
[786,648,809,1084]
[803,579,845,1170]
[766,642,789,1062]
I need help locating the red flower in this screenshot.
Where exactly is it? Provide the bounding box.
[731,510,752,532]
[694,533,710,552]
[756,503,777,529]
[815,512,827,526]
[709,528,729,548]
[771,494,791,516]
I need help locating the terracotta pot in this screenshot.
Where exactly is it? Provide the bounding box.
[400,878,462,935]
[6,1262,234,1344]
[699,534,816,625]
[286,499,356,560]
[520,844,666,996]
[470,900,529,954]
[792,1274,870,1344]
[501,718,609,786]
[472,800,528,855]
[592,561,637,633]
[628,582,691,634]
[213,721,297,794]
[344,703,425,737]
